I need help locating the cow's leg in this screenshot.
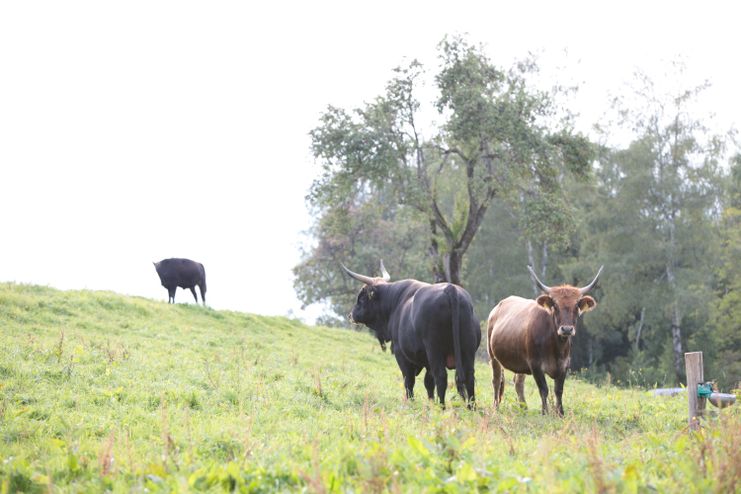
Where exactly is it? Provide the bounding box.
[394,354,420,400]
[431,365,448,408]
[462,364,476,410]
[168,287,176,303]
[395,358,417,400]
[455,373,466,402]
[189,287,198,303]
[198,284,206,305]
[404,373,416,400]
[454,360,475,408]
[423,369,435,400]
[553,373,566,417]
[490,359,504,408]
[514,373,527,408]
[531,368,549,415]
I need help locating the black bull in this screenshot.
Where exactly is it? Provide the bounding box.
[342,262,481,407]
[153,258,207,305]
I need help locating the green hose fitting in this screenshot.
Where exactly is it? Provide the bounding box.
[697,382,713,398]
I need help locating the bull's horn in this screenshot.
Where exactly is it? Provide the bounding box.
[340,263,376,285]
[379,260,390,281]
[579,265,604,294]
[527,265,551,293]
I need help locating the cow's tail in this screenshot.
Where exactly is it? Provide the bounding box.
[199,263,207,304]
[444,284,465,388]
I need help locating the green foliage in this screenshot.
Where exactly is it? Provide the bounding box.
[576,70,727,384]
[293,200,429,321]
[299,34,593,307]
[1,283,739,492]
[707,154,741,389]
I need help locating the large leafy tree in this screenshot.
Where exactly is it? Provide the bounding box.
[708,154,741,389]
[296,36,590,320]
[293,200,428,326]
[581,69,726,384]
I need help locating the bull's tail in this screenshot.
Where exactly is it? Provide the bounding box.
[199,263,207,305]
[444,284,465,389]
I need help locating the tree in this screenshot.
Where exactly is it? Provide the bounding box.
[297,36,591,319]
[708,154,741,389]
[588,67,726,383]
[293,199,428,326]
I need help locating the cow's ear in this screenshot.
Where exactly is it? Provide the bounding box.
[536,294,554,311]
[578,296,596,314]
[367,286,376,300]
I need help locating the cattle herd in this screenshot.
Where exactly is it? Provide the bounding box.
[342,261,603,415]
[154,257,602,415]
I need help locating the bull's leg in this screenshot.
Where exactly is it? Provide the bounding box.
[403,373,416,400]
[168,287,176,304]
[490,359,504,408]
[431,366,448,408]
[531,368,549,415]
[396,359,417,401]
[455,372,466,402]
[553,373,566,417]
[423,369,435,400]
[198,284,206,305]
[463,367,476,410]
[454,359,476,408]
[189,287,199,303]
[514,373,527,408]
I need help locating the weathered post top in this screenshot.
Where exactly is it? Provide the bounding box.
[684,351,705,431]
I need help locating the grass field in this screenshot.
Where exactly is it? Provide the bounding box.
[0,282,738,492]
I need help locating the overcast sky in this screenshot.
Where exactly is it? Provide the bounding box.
[1,1,739,321]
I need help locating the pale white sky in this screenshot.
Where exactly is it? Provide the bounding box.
[1,1,739,320]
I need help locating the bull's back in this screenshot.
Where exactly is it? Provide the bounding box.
[408,283,480,354]
[487,296,537,373]
[411,284,477,331]
[157,258,204,287]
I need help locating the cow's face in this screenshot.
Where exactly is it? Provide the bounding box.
[342,261,393,349]
[537,287,596,338]
[350,283,381,326]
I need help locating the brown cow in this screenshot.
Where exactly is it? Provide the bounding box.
[487,265,602,415]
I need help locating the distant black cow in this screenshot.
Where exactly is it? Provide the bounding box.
[342,261,481,408]
[153,258,206,305]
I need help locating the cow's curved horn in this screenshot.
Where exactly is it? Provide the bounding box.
[527,265,551,293]
[341,263,376,285]
[379,260,390,281]
[579,265,604,294]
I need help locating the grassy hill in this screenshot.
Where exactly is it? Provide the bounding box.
[0,283,738,492]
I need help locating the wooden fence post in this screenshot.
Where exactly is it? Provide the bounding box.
[684,351,705,430]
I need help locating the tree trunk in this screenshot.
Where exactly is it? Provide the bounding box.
[447,249,463,286]
[634,307,646,352]
[527,239,548,297]
[671,303,683,383]
[666,209,683,383]
[527,240,538,297]
[541,242,548,280]
[428,219,445,283]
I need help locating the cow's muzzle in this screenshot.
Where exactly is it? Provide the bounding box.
[558,326,575,337]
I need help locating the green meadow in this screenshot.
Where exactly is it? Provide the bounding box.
[0,283,738,492]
